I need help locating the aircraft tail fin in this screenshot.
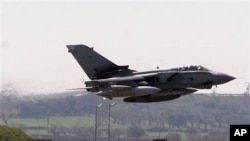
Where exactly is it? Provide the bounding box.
[67,44,132,80]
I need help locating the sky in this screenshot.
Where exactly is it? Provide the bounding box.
[1,0,249,95]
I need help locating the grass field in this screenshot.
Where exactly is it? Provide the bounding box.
[0,116,227,140]
[0,116,96,135]
[0,116,165,138]
[6,116,95,127]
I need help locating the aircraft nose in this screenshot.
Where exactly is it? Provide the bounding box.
[213,72,235,85]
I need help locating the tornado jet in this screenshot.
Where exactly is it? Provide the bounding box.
[66,44,235,103]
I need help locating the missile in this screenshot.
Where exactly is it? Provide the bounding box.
[157,88,197,96]
[110,85,131,90]
[97,86,161,98]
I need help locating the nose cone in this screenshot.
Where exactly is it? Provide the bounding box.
[213,72,235,85]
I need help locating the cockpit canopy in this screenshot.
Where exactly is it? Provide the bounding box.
[170,65,209,71]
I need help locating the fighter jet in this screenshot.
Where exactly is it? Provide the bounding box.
[66,44,235,103]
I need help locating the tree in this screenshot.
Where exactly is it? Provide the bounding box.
[165,133,182,141]
[0,108,19,125]
[127,126,146,140]
[111,128,123,140]
[50,125,59,140]
[168,114,187,128]
[0,85,20,125]
[57,126,73,141]
[71,125,94,141]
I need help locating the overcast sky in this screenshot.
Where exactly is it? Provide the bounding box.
[1,0,249,95]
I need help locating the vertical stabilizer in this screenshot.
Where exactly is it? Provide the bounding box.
[67,44,131,79]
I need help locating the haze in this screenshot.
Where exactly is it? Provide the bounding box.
[1,0,249,94]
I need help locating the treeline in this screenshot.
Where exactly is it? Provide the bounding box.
[17,93,99,117]
[16,93,250,126]
[1,89,250,140]
[17,93,250,134]
[2,91,250,126]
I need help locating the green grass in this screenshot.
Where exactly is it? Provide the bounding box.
[49,116,94,127]
[0,116,228,138]
[8,118,47,127]
[4,116,95,127]
[0,116,95,135]
[147,132,166,139]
